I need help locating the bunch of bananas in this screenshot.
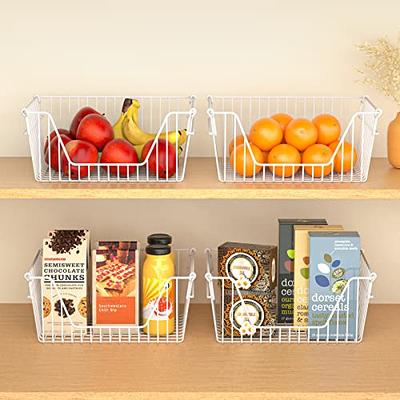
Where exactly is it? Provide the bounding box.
[113,98,186,160]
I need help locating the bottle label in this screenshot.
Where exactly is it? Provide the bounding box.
[143,277,175,321]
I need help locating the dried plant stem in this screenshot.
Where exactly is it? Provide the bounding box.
[357,36,400,106]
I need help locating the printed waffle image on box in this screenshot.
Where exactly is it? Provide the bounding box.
[42,230,90,335]
[293,225,343,327]
[278,219,327,324]
[218,242,277,292]
[308,231,360,341]
[223,291,276,338]
[93,241,139,325]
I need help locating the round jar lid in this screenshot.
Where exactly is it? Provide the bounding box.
[145,244,171,255]
[147,233,172,246]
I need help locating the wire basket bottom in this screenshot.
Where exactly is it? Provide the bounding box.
[214,317,361,344]
[37,163,186,183]
[39,315,186,343]
[218,159,364,183]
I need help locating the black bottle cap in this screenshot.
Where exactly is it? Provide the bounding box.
[147,233,172,246]
[146,244,171,255]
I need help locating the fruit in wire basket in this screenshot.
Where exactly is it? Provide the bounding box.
[44,129,71,153]
[122,100,187,146]
[284,118,318,152]
[271,113,293,133]
[141,139,177,178]
[76,114,114,151]
[230,143,264,177]
[302,144,334,177]
[267,144,301,177]
[100,139,139,176]
[69,106,101,139]
[44,134,72,172]
[329,140,358,174]
[229,135,248,154]
[61,140,98,179]
[249,118,283,151]
[313,114,341,145]
[113,98,135,139]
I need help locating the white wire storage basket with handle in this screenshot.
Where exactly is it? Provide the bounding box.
[205,248,376,344]
[25,248,196,343]
[207,96,382,183]
[22,95,196,183]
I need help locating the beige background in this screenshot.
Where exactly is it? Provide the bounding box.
[1,200,397,303]
[1,1,400,304]
[1,0,400,156]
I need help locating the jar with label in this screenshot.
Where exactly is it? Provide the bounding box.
[142,244,175,336]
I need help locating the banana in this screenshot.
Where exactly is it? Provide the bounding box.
[134,143,183,161]
[112,98,140,139]
[122,101,187,146]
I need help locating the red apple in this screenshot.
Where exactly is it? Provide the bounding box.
[44,129,71,153]
[61,140,98,179]
[141,139,177,178]
[44,134,72,171]
[100,139,139,177]
[69,106,101,139]
[76,114,113,151]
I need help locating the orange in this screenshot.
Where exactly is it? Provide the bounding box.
[249,118,283,151]
[271,113,293,132]
[285,118,318,152]
[230,143,264,177]
[267,144,301,177]
[229,135,247,154]
[313,114,341,145]
[262,151,269,163]
[302,144,334,177]
[329,141,358,174]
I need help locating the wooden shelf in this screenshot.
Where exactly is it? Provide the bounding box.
[1,157,400,199]
[1,304,400,399]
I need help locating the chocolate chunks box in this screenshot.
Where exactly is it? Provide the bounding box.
[92,241,139,325]
[218,242,277,292]
[293,225,343,327]
[277,219,327,324]
[222,291,276,337]
[42,230,90,335]
[308,231,360,341]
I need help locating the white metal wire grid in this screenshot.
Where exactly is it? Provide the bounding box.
[207,96,382,183]
[25,248,196,343]
[22,95,197,183]
[205,248,376,343]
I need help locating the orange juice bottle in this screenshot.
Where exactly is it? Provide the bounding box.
[142,245,175,336]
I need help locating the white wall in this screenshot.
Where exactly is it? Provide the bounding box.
[1,0,399,157]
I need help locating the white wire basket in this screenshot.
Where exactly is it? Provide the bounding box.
[25,248,196,343]
[205,248,376,343]
[207,96,382,183]
[22,95,197,182]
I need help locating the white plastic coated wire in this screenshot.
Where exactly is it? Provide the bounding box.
[25,248,196,343]
[22,95,197,183]
[207,95,382,183]
[205,248,376,343]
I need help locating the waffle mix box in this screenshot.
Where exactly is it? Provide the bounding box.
[92,241,139,325]
[293,225,343,326]
[278,219,327,324]
[308,231,360,340]
[42,230,90,335]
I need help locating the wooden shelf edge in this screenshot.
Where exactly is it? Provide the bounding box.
[0,157,400,199]
[1,392,399,400]
[1,188,400,200]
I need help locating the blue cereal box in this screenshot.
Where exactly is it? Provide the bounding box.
[308,231,360,341]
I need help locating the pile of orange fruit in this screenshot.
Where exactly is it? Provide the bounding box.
[229,113,358,178]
